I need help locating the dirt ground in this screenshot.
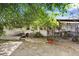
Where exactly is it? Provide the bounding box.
[10,38,79,56]
[0,41,22,56]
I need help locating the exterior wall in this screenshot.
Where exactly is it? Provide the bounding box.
[3,28,23,36]
[60,21,79,32]
[3,20,79,37]
[3,27,48,36]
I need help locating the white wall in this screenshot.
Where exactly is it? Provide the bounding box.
[61,23,79,32]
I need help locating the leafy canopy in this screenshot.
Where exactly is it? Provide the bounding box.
[0,3,71,29]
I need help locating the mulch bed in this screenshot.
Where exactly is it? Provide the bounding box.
[47,39,55,45]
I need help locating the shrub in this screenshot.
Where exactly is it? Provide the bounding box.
[34,32,43,38]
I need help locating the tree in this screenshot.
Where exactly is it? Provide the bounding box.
[0,3,71,36]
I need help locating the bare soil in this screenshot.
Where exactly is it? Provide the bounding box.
[11,38,79,56]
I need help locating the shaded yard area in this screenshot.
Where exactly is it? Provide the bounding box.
[10,38,79,56]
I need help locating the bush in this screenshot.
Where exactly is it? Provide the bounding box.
[34,32,43,38]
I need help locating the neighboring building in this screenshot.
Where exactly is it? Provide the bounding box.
[57,19,79,32]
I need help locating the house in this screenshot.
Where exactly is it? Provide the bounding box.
[57,19,79,32]
[50,19,79,37]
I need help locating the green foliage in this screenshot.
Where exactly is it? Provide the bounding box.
[49,18,59,28]
[0,3,72,36]
[0,24,4,36]
[0,3,71,30]
[34,32,43,38]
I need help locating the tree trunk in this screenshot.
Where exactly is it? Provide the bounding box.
[47,27,52,40]
[0,25,4,36]
[47,27,49,40]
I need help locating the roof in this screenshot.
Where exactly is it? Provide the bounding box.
[57,19,79,21]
